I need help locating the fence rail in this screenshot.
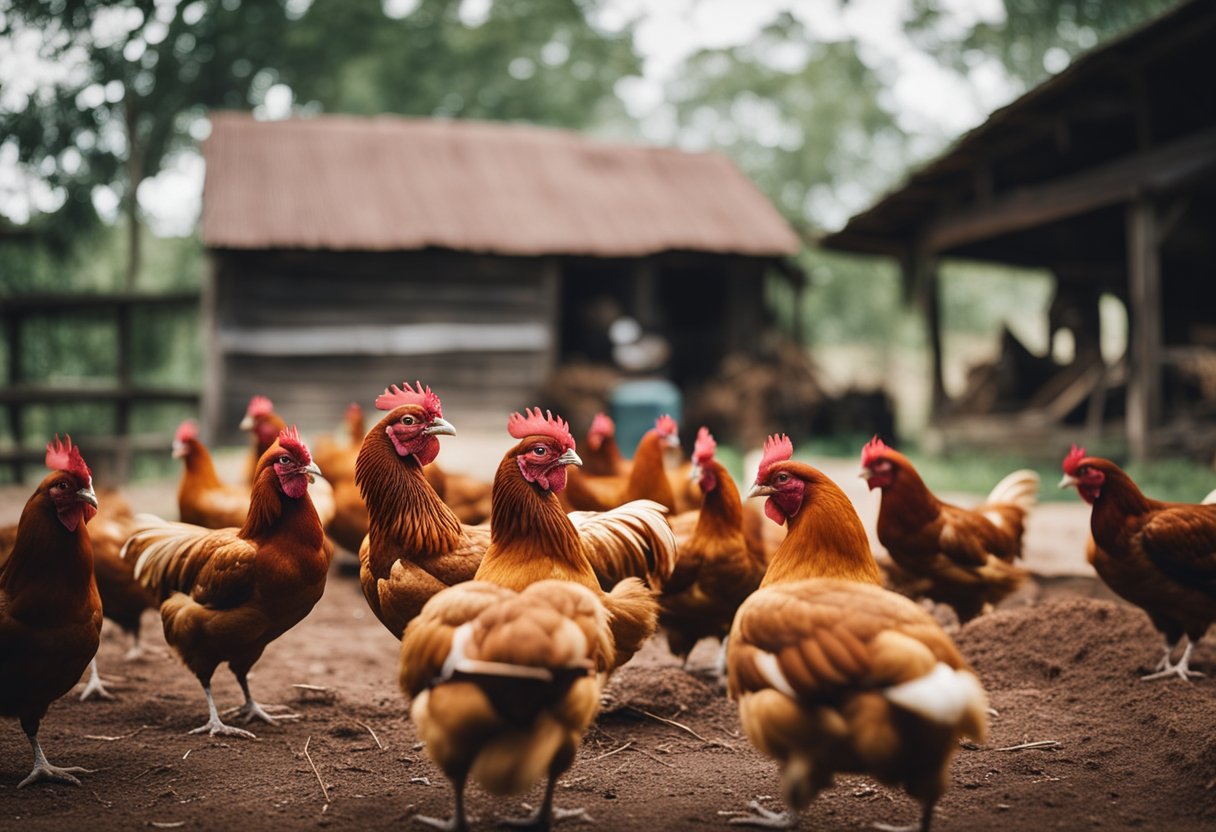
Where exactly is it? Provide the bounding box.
[0,290,201,483]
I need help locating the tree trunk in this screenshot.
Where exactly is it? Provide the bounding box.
[124,97,143,290]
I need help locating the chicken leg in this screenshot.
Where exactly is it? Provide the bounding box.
[225,668,300,725]
[414,773,470,832]
[18,717,93,788]
[500,776,590,829]
[727,799,797,829]
[188,684,257,739]
[1141,640,1205,682]
[79,658,116,702]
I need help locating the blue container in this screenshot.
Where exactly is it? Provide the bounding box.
[610,379,682,459]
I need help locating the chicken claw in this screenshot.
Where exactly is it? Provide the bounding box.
[18,762,94,789]
[225,700,300,725]
[1141,642,1205,682]
[727,800,797,829]
[414,813,470,832]
[188,717,257,739]
[79,659,116,702]
[499,804,591,827]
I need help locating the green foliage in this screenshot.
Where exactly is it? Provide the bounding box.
[799,249,906,347]
[906,0,1184,88]
[664,13,907,235]
[288,0,641,130]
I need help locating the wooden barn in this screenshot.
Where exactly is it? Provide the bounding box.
[200,113,800,443]
[821,0,1216,460]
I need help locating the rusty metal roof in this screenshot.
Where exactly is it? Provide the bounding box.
[201,113,800,258]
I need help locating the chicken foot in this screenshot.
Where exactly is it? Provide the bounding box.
[499,776,590,829]
[414,774,471,832]
[1141,641,1205,682]
[79,658,117,702]
[222,669,301,725]
[18,721,94,788]
[188,685,258,739]
[727,799,797,829]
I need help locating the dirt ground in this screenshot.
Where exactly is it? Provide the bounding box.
[2,455,1214,831]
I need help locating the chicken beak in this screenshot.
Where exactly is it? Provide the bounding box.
[858,466,872,480]
[747,483,775,500]
[558,448,583,467]
[172,439,188,459]
[304,461,322,483]
[689,462,702,483]
[425,417,457,437]
[76,486,99,508]
[664,433,681,449]
[1058,473,1078,490]
[239,414,254,431]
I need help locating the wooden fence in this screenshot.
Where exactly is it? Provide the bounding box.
[0,291,201,482]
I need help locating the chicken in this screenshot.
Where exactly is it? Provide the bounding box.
[661,427,765,664]
[562,414,680,512]
[238,395,335,528]
[581,411,627,477]
[399,408,673,831]
[311,402,365,484]
[173,419,249,529]
[0,436,102,787]
[122,427,331,738]
[77,488,154,702]
[432,467,494,526]
[355,382,491,638]
[726,435,987,830]
[1060,445,1216,681]
[861,436,1037,622]
[239,394,285,484]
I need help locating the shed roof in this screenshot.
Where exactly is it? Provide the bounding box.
[201,113,800,258]
[820,0,1216,266]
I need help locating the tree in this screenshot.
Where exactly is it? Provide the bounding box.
[663,12,907,235]
[1,0,296,286]
[905,0,1184,90]
[284,0,641,131]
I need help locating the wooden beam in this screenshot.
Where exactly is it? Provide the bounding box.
[201,253,224,447]
[1125,198,1162,461]
[904,249,947,418]
[924,126,1216,253]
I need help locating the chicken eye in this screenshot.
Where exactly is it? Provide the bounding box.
[56,480,68,490]
[775,473,789,484]
[401,415,416,425]
[278,455,291,465]
[532,446,547,456]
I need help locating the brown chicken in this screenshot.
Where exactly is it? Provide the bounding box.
[174,419,249,529]
[311,402,365,484]
[562,414,680,512]
[861,436,1038,622]
[432,467,494,526]
[0,437,102,787]
[661,427,765,664]
[399,408,671,830]
[581,411,627,477]
[123,427,331,738]
[1061,445,1216,680]
[355,382,492,638]
[77,488,153,701]
[726,435,987,830]
[239,395,335,528]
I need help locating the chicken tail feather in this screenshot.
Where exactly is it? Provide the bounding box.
[883,663,988,742]
[986,469,1039,513]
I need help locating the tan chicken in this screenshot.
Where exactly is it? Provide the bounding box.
[399,408,672,831]
[861,436,1037,622]
[173,419,249,529]
[726,435,988,830]
[661,427,765,664]
[562,414,680,512]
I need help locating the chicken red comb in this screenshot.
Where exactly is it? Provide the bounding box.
[45,434,92,483]
[693,426,716,466]
[246,395,273,417]
[589,412,615,438]
[175,419,199,443]
[508,408,575,451]
[860,435,891,468]
[655,414,678,437]
[346,402,362,417]
[375,381,442,417]
[277,425,312,464]
[1062,444,1086,475]
[757,434,793,482]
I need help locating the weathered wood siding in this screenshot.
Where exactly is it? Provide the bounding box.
[206,249,558,443]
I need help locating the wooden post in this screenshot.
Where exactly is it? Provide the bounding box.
[3,311,24,482]
[904,249,947,419]
[1126,198,1162,461]
[114,300,133,482]
[200,253,225,446]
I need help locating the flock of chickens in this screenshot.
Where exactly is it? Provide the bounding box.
[2,380,1214,832]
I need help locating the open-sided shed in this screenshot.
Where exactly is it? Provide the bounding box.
[201,113,800,442]
[821,0,1216,459]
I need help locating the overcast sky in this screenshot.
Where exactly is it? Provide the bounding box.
[0,0,1017,237]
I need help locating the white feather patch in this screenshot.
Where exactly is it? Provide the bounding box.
[883,663,985,726]
[754,651,798,699]
[437,622,474,683]
[982,510,1005,530]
